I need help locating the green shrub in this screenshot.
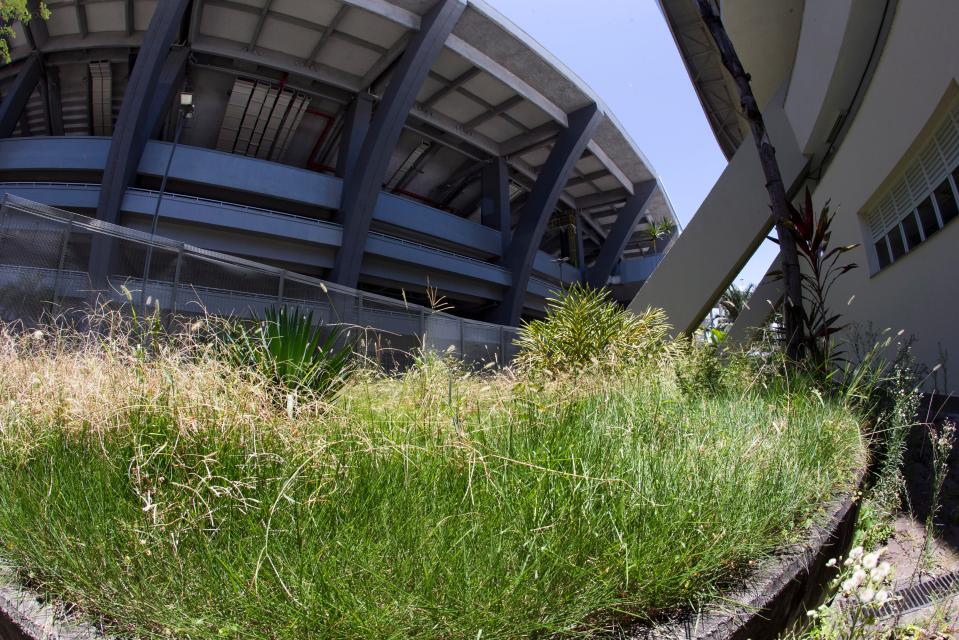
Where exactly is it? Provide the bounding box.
[514,283,670,376]
[221,306,354,401]
[675,340,725,397]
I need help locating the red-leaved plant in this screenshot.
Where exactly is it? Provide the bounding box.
[770,189,859,367]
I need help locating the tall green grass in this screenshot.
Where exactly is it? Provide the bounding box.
[0,320,864,638]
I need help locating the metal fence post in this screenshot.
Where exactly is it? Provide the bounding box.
[169,246,183,323]
[420,308,427,349]
[0,197,9,260]
[277,271,286,306]
[51,215,74,311]
[459,317,465,357]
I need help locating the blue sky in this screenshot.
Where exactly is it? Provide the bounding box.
[488,0,779,288]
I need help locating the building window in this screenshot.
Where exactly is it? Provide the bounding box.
[939,175,959,224]
[863,102,959,273]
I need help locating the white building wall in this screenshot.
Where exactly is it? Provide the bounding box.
[807,0,959,392]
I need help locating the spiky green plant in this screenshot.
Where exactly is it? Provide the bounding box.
[222,306,354,400]
[514,283,670,376]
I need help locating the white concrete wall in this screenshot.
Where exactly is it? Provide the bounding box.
[805,0,959,393]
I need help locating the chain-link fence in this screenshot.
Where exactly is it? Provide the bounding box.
[0,194,520,366]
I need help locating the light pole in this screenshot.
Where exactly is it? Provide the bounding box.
[141,91,195,316]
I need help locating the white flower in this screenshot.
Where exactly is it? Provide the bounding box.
[806,609,819,619]
[875,590,890,606]
[826,557,837,567]
[858,587,875,604]
[871,561,891,582]
[862,551,881,570]
[848,546,864,561]
[31,330,43,341]
[286,393,296,419]
[841,578,856,594]
[851,569,867,588]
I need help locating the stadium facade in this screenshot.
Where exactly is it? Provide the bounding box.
[0,0,678,327]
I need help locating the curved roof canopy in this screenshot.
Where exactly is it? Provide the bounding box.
[4,0,676,262]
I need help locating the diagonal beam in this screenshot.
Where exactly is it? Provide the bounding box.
[308,5,348,65]
[580,209,607,242]
[577,188,630,211]
[330,0,466,288]
[247,0,274,51]
[422,66,479,109]
[488,102,602,325]
[125,0,135,36]
[392,141,438,191]
[89,0,192,288]
[188,0,204,43]
[146,46,190,138]
[359,32,410,92]
[567,169,608,188]
[25,0,49,48]
[431,158,481,204]
[95,0,191,226]
[586,179,657,288]
[75,0,88,38]
[464,93,522,130]
[0,54,42,138]
[43,63,64,135]
[501,121,561,157]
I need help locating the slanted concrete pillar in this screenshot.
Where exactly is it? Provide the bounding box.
[724,255,784,347]
[89,1,190,289]
[42,64,64,136]
[335,92,374,181]
[488,102,602,326]
[481,157,511,256]
[586,179,657,289]
[95,0,191,226]
[330,0,466,288]
[0,54,42,138]
[147,46,189,139]
[627,89,807,336]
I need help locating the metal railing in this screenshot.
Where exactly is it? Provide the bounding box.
[0,182,562,288]
[0,194,521,366]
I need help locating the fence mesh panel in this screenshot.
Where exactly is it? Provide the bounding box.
[0,194,518,365]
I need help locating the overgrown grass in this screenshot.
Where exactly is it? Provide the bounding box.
[0,315,865,638]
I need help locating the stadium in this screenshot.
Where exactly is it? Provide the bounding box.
[0,0,677,333]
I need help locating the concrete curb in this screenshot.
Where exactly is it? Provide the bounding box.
[0,473,863,640]
[627,469,865,639]
[0,565,103,640]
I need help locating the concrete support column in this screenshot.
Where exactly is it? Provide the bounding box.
[0,54,42,138]
[481,157,511,256]
[489,102,602,326]
[724,255,784,347]
[575,212,586,277]
[147,47,189,139]
[330,0,466,288]
[628,88,806,336]
[95,0,191,226]
[335,92,374,181]
[586,179,657,289]
[24,0,49,50]
[42,64,64,136]
[90,0,190,288]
